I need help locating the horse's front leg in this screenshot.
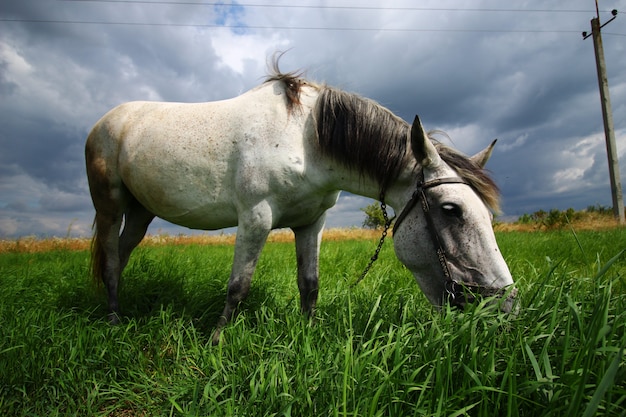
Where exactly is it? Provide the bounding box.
[293,214,326,317]
[212,204,272,345]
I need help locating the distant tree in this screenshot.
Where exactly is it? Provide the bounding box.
[361,202,387,229]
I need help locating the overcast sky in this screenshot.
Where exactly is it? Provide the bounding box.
[1,0,625,238]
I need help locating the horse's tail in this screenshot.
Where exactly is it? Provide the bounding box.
[90,216,104,286]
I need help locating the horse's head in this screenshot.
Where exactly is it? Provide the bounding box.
[393,116,517,313]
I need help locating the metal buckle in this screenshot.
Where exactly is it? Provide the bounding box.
[445,280,458,301]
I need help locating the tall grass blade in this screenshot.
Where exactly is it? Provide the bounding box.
[581,348,624,417]
[568,223,586,260]
[524,343,543,382]
[525,261,562,308]
[594,249,624,279]
[448,401,480,417]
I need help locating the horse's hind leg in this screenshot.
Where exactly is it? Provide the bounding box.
[92,209,124,323]
[87,129,126,322]
[119,198,155,271]
[92,196,153,323]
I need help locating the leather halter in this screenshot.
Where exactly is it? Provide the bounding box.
[393,170,507,308]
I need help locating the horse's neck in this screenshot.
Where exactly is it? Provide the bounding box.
[330,159,420,213]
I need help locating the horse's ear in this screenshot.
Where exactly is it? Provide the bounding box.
[411,115,441,168]
[470,139,497,168]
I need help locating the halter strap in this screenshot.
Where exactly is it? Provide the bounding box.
[357,170,509,307]
[393,171,505,307]
[393,176,470,236]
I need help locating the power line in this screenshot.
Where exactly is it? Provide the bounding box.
[0,18,590,34]
[60,0,609,14]
[6,3,622,34]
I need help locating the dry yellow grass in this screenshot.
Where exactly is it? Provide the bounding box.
[493,214,623,232]
[2,217,622,254]
[0,236,93,254]
[0,228,382,254]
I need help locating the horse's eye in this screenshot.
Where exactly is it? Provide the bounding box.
[441,203,462,218]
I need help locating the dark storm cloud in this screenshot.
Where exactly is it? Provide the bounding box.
[0,0,625,237]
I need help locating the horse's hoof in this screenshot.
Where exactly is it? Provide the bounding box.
[211,329,223,345]
[108,312,121,325]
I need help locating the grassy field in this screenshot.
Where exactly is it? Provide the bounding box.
[1,228,625,416]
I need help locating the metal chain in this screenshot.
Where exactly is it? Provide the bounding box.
[351,196,393,288]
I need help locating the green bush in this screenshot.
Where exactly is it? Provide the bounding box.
[515,207,596,229]
[361,202,389,229]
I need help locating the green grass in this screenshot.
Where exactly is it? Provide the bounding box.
[1,229,625,416]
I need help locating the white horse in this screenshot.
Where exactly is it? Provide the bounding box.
[86,63,516,343]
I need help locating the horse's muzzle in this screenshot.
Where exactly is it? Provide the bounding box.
[447,283,518,314]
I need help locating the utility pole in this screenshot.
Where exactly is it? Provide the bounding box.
[582,4,624,224]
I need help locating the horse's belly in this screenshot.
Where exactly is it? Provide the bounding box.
[158,203,239,230]
[131,178,239,230]
[121,152,239,229]
[138,187,337,231]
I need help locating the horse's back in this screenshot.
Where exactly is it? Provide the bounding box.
[89,81,315,162]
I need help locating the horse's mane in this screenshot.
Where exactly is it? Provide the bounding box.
[315,87,410,195]
[436,144,500,212]
[264,58,312,113]
[264,68,500,212]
